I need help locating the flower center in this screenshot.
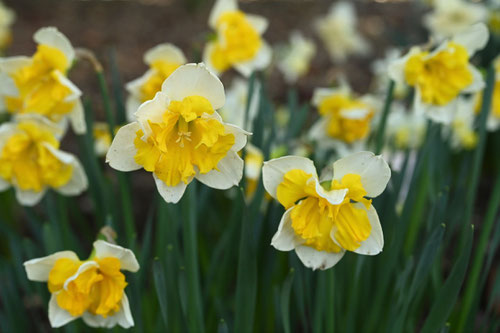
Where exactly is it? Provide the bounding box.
[277,169,372,253]
[0,122,73,192]
[133,95,235,187]
[319,94,373,143]
[404,42,473,105]
[48,257,127,318]
[140,60,181,102]
[210,10,262,71]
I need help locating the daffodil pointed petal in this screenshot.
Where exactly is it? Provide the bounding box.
[295,246,346,271]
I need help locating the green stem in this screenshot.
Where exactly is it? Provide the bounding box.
[96,70,117,138]
[182,182,204,332]
[374,80,395,155]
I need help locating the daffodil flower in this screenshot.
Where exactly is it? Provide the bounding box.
[276,31,316,84]
[245,143,263,198]
[93,122,121,157]
[125,43,187,121]
[447,96,478,150]
[423,0,487,41]
[262,152,391,270]
[0,115,87,206]
[314,1,370,63]
[386,102,426,150]
[107,63,249,203]
[309,84,378,155]
[0,27,85,134]
[0,1,15,50]
[24,240,139,328]
[389,23,489,124]
[475,56,500,131]
[203,0,272,77]
[219,77,260,132]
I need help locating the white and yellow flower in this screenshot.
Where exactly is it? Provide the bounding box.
[219,77,260,132]
[245,143,263,198]
[24,240,139,328]
[370,48,409,99]
[125,43,186,121]
[475,56,500,131]
[93,122,122,157]
[386,102,427,150]
[262,152,390,270]
[0,1,15,50]
[423,0,487,41]
[0,27,85,134]
[447,96,478,150]
[388,23,488,124]
[106,63,249,203]
[276,31,316,84]
[314,1,370,63]
[203,0,272,77]
[0,115,87,206]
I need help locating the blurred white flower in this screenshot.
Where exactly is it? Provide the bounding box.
[315,1,370,63]
[276,31,316,83]
[370,48,408,99]
[446,96,478,150]
[386,102,427,150]
[0,1,15,49]
[219,78,260,132]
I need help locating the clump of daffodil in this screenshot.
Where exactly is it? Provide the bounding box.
[423,0,487,41]
[389,23,488,124]
[0,27,85,134]
[0,115,87,206]
[386,103,427,150]
[219,77,260,132]
[107,63,249,203]
[203,0,272,77]
[276,31,316,84]
[24,240,139,328]
[475,56,500,131]
[309,83,378,155]
[0,1,15,50]
[262,151,390,270]
[126,43,187,121]
[314,1,370,63]
[446,96,478,150]
[93,122,121,157]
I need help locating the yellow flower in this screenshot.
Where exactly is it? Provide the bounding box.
[24,240,139,328]
[0,115,87,206]
[0,27,85,134]
[262,152,390,270]
[245,143,263,198]
[0,1,15,50]
[314,1,370,63]
[107,63,249,203]
[310,86,376,147]
[125,43,186,121]
[203,0,271,77]
[389,23,488,124]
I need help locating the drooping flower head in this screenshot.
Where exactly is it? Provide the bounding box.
[24,240,139,328]
[263,152,390,270]
[389,23,489,124]
[276,31,316,84]
[107,63,249,203]
[125,43,187,121]
[0,1,15,50]
[314,1,370,63]
[0,115,87,206]
[0,27,85,134]
[203,0,272,77]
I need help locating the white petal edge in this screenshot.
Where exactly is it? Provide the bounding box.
[234,41,272,78]
[46,146,88,196]
[93,240,140,272]
[201,41,220,77]
[134,91,170,137]
[332,151,391,198]
[195,150,243,190]
[224,123,250,152]
[246,14,269,34]
[34,27,75,65]
[106,122,142,172]
[68,98,86,134]
[82,294,134,328]
[23,251,79,282]
[452,22,489,56]
[161,63,225,110]
[271,207,304,251]
[0,56,32,74]
[208,0,238,28]
[311,86,349,107]
[48,293,79,328]
[153,173,188,204]
[352,203,384,255]
[262,156,318,200]
[295,245,345,271]
[144,43,186,65]
[0,71,18,96]
[15,187,47,206]
[463,65,485,93]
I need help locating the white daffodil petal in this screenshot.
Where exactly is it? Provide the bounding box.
[34,27,75,65]
[234,41,272,77]
[0,178,10,191]
[63,261,99,290]
[126,70,153,96]
[352,203,384,255]
[224,123,250,152]
[23,251,79,282]
[262,156,317,199]
[126,95,143,123]
[82,293,134,328]
[106,122,142,172]
[68,99,86,134]
[452,22,489,56]
[314,180,348,205]
[388,47,420,85]
[161,63,225,110]
[134,91,170,136]
[153,173,188,204]
[295,246,345,271]
[246,14,268,34]
[271,207,304,251]
[463,65,485,93]
[195,151,243,190]
[15,187,47,206]
[0,71,18,96]
[208,0,238,28]
[48,294,78,328]
[0,56,32,74]
[311,87,348,106]
[93,240,140,272]
[202,41,220,77]
[333,151,391,198]
[144,43,186,65]
[0,122,17,149]
[48,148,88,196]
